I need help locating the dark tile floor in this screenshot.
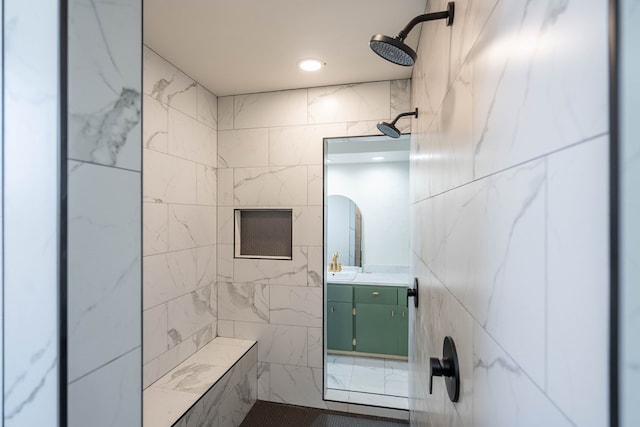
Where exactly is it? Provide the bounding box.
[240,400,409,427]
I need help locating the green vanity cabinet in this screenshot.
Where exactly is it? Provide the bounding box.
[327,284,354,351]
[327,283,408,357]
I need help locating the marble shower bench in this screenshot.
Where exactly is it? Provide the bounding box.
[143,337,258,427]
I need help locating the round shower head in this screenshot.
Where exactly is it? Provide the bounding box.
[377,121,402,139]
[369,34,417,67]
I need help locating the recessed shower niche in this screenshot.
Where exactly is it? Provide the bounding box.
[234,209,293,260]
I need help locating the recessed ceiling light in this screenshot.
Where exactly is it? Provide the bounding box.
[298,59,325,72]
[372,156,385,161]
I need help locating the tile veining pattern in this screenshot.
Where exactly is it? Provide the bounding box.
[409,1,608,426]
[144,337,257,427]
[3,1,60,424]
[143,46,219,388]
[217,79,410,420]
[66,0,142,425]
[326,355,408,410]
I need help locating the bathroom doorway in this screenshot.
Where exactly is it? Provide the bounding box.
[323,135,410,409]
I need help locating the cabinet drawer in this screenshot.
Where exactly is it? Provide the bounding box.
[328,284,353,302]
[354,286,397,305]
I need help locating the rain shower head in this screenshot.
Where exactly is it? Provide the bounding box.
[369,2,455,67]
[377,108,418,138]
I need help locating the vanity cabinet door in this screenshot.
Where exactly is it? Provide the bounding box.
[327,302,354,351]
[354,303,398,355]
[398,306,408,357]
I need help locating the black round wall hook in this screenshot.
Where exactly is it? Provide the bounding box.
[429,336,460,402]
[407,277,419,308]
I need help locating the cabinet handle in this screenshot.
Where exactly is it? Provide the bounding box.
[402,310,405,318]
[372,291,380,296]
[391,310,395,317]
[331,306,335,313]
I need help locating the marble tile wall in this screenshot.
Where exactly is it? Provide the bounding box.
[621,0,640,425]
[3,1,61,424]
[143,46,219,388]
[66,0,142,425]
[217,79,411,411]
[409,1,609,426]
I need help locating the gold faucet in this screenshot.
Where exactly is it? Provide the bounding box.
[328,252,342,272]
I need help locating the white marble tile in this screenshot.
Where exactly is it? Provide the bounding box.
[546,137,609,427]
[168,204,216,250]
[154,362,227,395]
[187,340,254,371]
[269,364,326,409]
[68,161,141,381]
[167,287,215,348]
[197,84,217,128]
[349,364,385,395]
[268,123,345,166]
[197,245,217,289]
[143,46,197,118]
[217,168,235,206]
[472,0,608,179]
[443,159,547,387]
[218,320,234,337]
[4,2,60,421]
[69,0,141,171]
[144,149,197,204]
[234,166,308,206]
[241,345,259,377]
[428,63,474,196]
[217,244,234,283]
[307,246,324,287]
[325,389,350,402]
[196,163,217,206]
[218,282,270,323]
[390,79,412,119]
[143,387,197,427]
[218,96,234,130]
[143,249,197,310]
[234,89,307,129]
[143,304,168,364]
[307,327,323,369]
[269,286,322,327]
[168,107,216,166]
[218,128,269,168]
[234,322,308,366]
[143,202,168,256]
[234,246,308,286]
[69,349,141,427]
[293,206,323,246]
[216,207,234,245]
[473,324,573,427]
[143,94,168,152]
[327,374,351,390]
[307,165,324,206]
[257,362,270,401]
[308,81,390,124]
[143,324,213,388]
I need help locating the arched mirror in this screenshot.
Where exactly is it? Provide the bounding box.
[327,195,362,267]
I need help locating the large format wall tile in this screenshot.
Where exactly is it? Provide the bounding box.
[216,79,411,411]
[68,161,141,381]
[308,81,390,124]
[68,348,141,427]
[68,0,141,171]
[546,137,609,427]
[234,89,307,129]
[409,0,610,424]
[143,47,217,389]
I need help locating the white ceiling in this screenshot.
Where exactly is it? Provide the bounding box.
[144,0,427,96]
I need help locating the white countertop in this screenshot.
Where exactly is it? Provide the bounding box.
[327,272,410,286]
